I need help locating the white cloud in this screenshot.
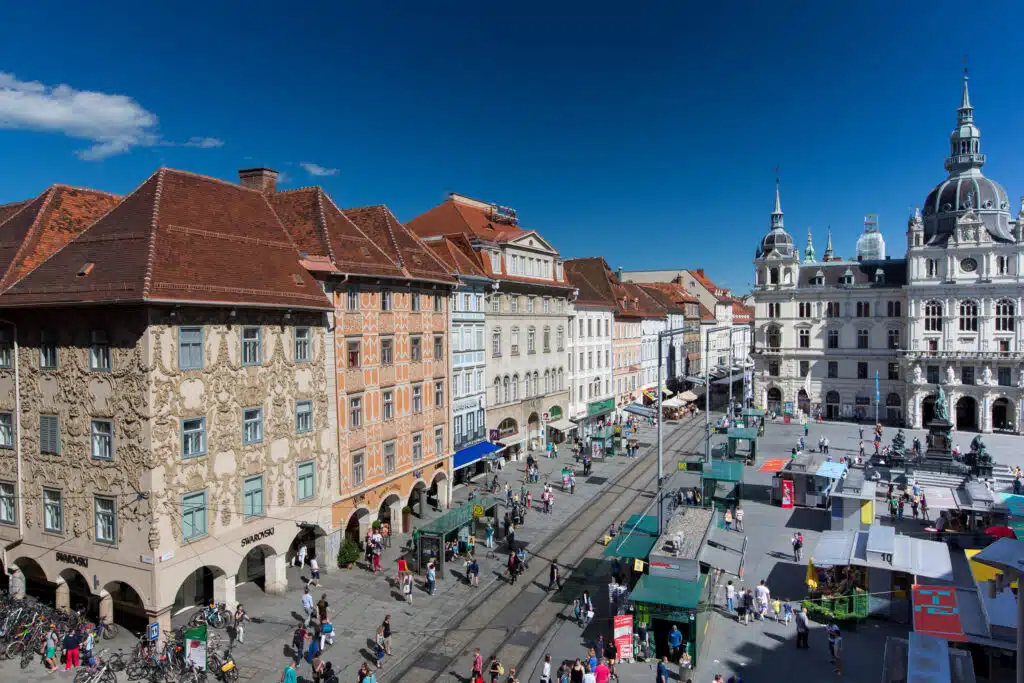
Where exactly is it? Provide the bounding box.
[0,72,222,160]
[300,162,339,177]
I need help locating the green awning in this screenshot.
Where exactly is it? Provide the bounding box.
[603,534,657,559]
[624,514,660,536]
[418,495,501,536]
[703,460,744,482]
[742,408,766,417]
[630,574,706,610]
[727,427,758,441]
[593,426,616,439]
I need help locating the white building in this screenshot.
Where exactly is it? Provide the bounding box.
[751,75,1024,433]
[566,300,616,440]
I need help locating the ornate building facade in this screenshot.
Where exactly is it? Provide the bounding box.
[751,76,1024,433]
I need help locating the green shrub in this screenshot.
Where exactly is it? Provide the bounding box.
[337,538,361,567]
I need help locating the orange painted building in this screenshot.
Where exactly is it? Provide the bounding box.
[270,183,458,543]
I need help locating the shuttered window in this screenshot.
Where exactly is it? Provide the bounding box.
[40,415,60,455]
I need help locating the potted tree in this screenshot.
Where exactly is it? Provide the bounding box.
[337,538,361,569]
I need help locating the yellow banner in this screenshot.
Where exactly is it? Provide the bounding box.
[634,559,645,572]
[805,560,818,590]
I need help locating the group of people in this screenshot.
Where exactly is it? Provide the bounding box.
[363,524,390,573]
[723,505,744,532]
[886,482,929,521]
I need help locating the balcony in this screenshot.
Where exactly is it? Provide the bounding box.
[902,350,1024,362]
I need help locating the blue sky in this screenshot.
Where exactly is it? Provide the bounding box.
[2,1,1024,292]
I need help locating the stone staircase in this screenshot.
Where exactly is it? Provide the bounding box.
[876,463,1016,495]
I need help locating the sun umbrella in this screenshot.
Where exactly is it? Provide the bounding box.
[984,526,1017,540]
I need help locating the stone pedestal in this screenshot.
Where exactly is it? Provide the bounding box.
[264,554,288,595]
[55,579,69,613]
[924,418,954,463]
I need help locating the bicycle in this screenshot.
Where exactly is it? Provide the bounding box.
[74,649,116,683]
[99,618,119,640]
[208,648,239,682]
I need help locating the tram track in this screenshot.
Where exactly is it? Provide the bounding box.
[388,418,707,683]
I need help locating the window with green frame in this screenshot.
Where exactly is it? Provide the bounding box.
[297,461,315,500]
[182,491,207,540]
[243,475,264,518]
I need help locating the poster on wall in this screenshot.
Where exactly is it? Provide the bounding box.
[183,625,207,671]
[781,479,794,509]
[613,614,633,661]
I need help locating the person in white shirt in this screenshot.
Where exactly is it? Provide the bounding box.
[754,580,770,620]
[725,580,737,613]
[541,654,552,683]
[734,506,744,532]
[309,557,321,586]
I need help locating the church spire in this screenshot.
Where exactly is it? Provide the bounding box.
[959,72,973,120]
[946,68,984,175]
[823,227,834,261]
[805,227,816,262]
[771,178,784,230]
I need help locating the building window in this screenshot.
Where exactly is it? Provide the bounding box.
[492,329,502,357]
[510,296,519,313]
[887,329,901,350]
[383,391,394,420]
[347,288,359,311]
[768,360,780,377]
[888,363,899,380]
[996,299,1015,332]
[799,360,809,377]
[997,255,1009,275]
[90,330,111,371]
[926,365,940,384]
[413,385,423,413]
[97,495,120,544]
[961,366,975,385]
[557,327,564,351]
[436,294,444,312]
[179,327,204,370]
[352,452,365,486]
[381,290,392,311]
[798,302,811,318]
[766,326,781,350]
[827,361,838,379]
[382,441,395,473]
[825,301,841,318]
[527,327,536,353]
[347,339,361,368]
[827,330,839,349]
[0,327,11,368]
[928,338,939,352]
[296,400,313,434]
[767,303,780,318]
[887,301,902,317]
[511,328,520,355]
[91,420,113,460]
[433,335,443,360]
[998,367,1012,386]
[926,259,938,277]
[798,329,810,348]
[349,397,362,427]
[181,417,205,458]
[412,432,423,461]
[294,327,312,362]
[242,408,263,445]
[181,490,207,540]
[0,482,14,524]
[411,293,421,312]
[410,336,422,362]
[434,380,444,408]
[434,426,444,456]
[543,327,551,353]
[856,302,870,317]
[857,362,868,379]
[959,300,979,332]
[297,461,315,500]
[0,413,12,449]
[243,475,264,518]
[40,415,60,455]
[528,296,535,313]
[381,338,393,365]
[543,298,550,313]
[924,301,943,332]
[40,330,58,369]
[857,329,869,349]
[43,488,63,533]
[241,327,262,366]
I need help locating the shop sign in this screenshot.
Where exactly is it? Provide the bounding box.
[587,398,615,417]
[56,551,89,568]
[489,429,499,442]
[781,480,794,509]
[472,504,485,518]
[613,615,633,661]
[912,585,966,641]
[240,527,275,547]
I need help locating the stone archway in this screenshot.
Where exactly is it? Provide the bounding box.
[408,480,429,519]
[429,470,450,510]
[797,389,810,416]
[956,396,978,431]
[527,412,541,450]
[57,567,92,615]
[102,580,147,633]
[378,491,404,534]
[173,565,227,613]
[236,543,276,592]
[766,388,782,415]
[12,556,52,604]
[345,507,372,546]
[992,397,1015,432]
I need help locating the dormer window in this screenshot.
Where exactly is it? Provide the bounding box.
[812,270,825,286]
[874,269,885,284]
[841,268,854,285]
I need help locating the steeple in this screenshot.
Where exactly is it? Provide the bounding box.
[945,70,984,175]
[804,227,816,262]
[823,227,834,261]
[771,178,784,230]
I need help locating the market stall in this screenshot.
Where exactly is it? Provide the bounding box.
[702,460,744,512]
[588,425,617,457]
[629,573,710,667]
[415,496,501,578]
[829,468,875,531]
[771,453,847,508]
[725,427,758,463]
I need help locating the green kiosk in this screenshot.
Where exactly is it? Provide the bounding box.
[741,407,766,432]
[725,427,758,464]
[701,460,744,513]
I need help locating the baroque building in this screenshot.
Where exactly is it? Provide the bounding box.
[751,75,1024,433]
[0,168,338,637]
[408,194,574,458]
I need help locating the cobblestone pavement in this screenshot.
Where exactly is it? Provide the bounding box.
[0,418,694,682]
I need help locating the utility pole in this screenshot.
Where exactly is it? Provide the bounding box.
[656,324,697,533]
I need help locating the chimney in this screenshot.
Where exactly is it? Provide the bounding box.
[238,167,279,195]
[617,266,623,282]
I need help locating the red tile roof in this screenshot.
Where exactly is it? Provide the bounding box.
[342,205,457,285]
[564,257,617,308]
[270,188,405,278]
[1,169,332,310]
[0,186,121,290]
[424,234,491,280]
[688,268,719,293]
[0,200,30,225]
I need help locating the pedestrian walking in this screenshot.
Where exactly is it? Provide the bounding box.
[755,580,771,621]
[403,572,414,604]
[667,624,683,661]
[301,586,315,625]
[317,593,328,622]
[472,648,484,681]
[921,494,929,521]
[234,604,247,644]
[724,507,733,531]
[468,555,480,586]
[309,556,321,585]
[741,589,754,625]
[725,580,736,613]
[374,627,386,668]
[791,533,801,562]
[43,625,59,672]
[381,615,392,655]
[823,437,830,454]
[549,560,562,590]
[320,615,335,649]
[282,662,298,683]
[291,625,307,664]
[540,654,552,683]
[734,506,744,532]
[833,627,844,675]
[489,655,504,683]
[426,560,437,595]
[795,607,810,648]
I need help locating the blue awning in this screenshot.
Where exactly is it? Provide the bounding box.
[815,461,848,480]
[453,441,501,469]
[624,403,655,418]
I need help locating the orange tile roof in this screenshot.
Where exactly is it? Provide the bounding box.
[564,257,617,308]
[1,169,332,310]
[342,205,457,285]
[0,186,121,290]
[425,234,491,280]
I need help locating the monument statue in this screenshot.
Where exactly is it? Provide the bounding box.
[970,434,992,465]
[891,429,907,457]
[934,384,948,422]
